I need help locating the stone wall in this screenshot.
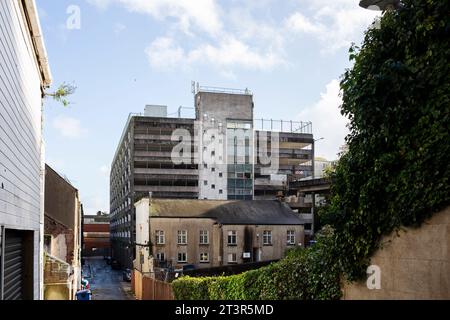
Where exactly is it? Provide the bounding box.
[342,206,450,299]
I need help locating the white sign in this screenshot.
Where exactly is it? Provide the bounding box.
[243,252,251,258]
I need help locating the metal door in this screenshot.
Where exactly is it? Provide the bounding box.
[1,229,25,300]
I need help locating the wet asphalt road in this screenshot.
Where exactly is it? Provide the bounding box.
[83,257,134,300]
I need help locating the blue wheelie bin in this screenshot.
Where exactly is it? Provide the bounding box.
[75,289,92,300]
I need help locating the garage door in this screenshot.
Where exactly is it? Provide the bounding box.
[1,229,25,300]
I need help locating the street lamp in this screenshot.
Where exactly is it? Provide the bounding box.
[359,0,403,11]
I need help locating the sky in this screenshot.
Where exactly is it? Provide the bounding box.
[36,0,379,215]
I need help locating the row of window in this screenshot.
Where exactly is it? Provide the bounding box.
[155,252,239,264]
[155,230,297,246]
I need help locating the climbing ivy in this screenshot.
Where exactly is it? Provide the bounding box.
[173,0,450,299]
[325,0,450,280]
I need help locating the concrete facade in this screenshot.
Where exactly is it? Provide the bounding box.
[110,115,198,268]
[195,89,254,201]
[110,85,314,268]
[342,206,450,300]
[0,0,51,300]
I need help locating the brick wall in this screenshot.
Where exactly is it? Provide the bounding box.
[45,214,75,264]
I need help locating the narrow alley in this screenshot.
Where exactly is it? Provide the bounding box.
[83,258,134,300]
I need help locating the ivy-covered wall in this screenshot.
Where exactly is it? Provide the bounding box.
[172,0,450,300]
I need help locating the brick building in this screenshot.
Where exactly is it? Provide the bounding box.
[82,213,110,257]
[43,165,82,300]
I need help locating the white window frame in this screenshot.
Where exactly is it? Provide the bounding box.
[199,230,209,245]
[263,230,272,245]
[156,252,165,261]
[199,252,209,263]
[177,252,187,263]
[177,230,187,245]
[155,230,165,245]
[227,230,237,245]
[228,253,237,264]
[287,230,295,245]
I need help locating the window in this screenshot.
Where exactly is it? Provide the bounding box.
[204,163,208,169]
[199,230,209,244]
[44,235,51,253]
[203,180,208,186]
[287,230,295,245]
[263,230,272,245]
[177,230,187,245]
[156,252,165,261]
[211,167,215,172]
[211,184,215,189]
[228,253,237,264]
[155,230,165,245]
[227,230,237,245]
[177,252,187,263]
[219,172,223,178]
[219,189,223,194]
[200,253,209,263]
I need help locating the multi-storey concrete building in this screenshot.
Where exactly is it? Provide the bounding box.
[110,85,314,268]
[110,106,197,267]
[0,0,51,300]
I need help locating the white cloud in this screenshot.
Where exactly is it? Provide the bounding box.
[86,0,113,10]
[52,116,88,139]
[285,0,380,53]
[87,0,222,36]
[298,79,348,160]
[146,35,285,72]
[145,37,185,71]
[114,23,126,34]
[285,12,324,34]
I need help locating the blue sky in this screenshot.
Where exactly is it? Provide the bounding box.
[36,0,379,215]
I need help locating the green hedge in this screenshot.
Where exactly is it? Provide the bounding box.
[173,0,449,300]
[172,227,342,300]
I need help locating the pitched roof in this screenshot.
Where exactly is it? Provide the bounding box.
[148,199,302,225]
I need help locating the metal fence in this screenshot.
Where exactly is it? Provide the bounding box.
[254,119,312,134]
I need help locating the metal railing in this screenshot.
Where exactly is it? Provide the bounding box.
[254,119,312,134]
[198,85,252,95]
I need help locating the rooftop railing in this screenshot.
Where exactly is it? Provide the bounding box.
[197,85,253,96]
[254,119,312,134]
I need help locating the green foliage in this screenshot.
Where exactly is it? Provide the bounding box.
[173,0,449,299]
[172,227,342,300]
[45,82,77,107]
[328,0,450,280]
